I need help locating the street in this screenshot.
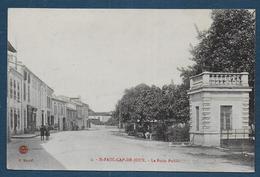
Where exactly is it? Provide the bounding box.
[7,125,254,172]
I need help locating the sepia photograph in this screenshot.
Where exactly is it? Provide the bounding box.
[7,8,255,172]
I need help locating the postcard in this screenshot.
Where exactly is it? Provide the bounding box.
[6,8,255,172]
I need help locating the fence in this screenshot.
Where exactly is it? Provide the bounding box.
[220,129,254,148]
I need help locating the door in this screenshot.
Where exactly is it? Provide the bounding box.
[62,118,66,130]
[14,112,17,134]
[41,111,44,126]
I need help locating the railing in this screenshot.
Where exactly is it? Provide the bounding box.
[190,72,249,89]
[220,128,254,149]
[220,129,250,140]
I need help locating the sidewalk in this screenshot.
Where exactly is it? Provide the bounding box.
[11,130,59,139]
[11,133,39,139]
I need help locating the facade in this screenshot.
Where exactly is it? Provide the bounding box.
[46,86,54,127]
[7,43,24,135]
[71,97,89,129]
[71,98,84,129]
[82,103,90,128]
[188,72,251,146]
[8,68,23,135]
[7,41,89,136]
[17,66,54,132]
[52,95,66,130]
[7,41,54,134]
[53,96,89,131]
[66,101,77,130]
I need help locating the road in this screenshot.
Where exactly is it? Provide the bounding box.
[7,125,254,172]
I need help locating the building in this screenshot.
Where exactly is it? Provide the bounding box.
[46,86,54,126]
[188,72,252,147]
[7,42,24,135]
[16,65,54,133]
[52,95,67,130]
[7,41,54,134]
[7,41,90,135]
[70,97,89,129]
[53,96,89,131]
[66,100,77,130]
[89,111,112,123]
[82,103,90,128]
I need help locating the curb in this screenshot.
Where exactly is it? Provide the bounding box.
[11,134,39,139]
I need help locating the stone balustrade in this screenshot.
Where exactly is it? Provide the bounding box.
[190,72,249,89]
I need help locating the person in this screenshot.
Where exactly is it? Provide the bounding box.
[40,125,45,141]
[45,125,50,140]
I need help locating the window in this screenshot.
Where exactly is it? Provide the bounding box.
[54,104,57,115]
[24,71,27,81]
[28,85,30,102]
[10,108,13,129]
[10,79,12,99]
[24,83,26,101]
[61,106,64,116]
[47,97,51,109]
[17,82,20,102]
[13,80,16,100]
[59,104,62,115]
[17,109,20,129]
[196,106,199,131]
[220,106,232,130]
[24,109,26,128]
[28,74,30,84]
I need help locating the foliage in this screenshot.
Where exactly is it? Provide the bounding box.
[114,82,190,139]
[104,117,118,126]
[113,9,255,141]
[166,124,190,142]
[180,9,255,124]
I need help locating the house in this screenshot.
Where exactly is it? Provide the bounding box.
[7,42,24,135]
[188,72,251,147]
[52,95,67,130]
[7,41,54,134]
[57,96,89,130]
[70,97,89,129]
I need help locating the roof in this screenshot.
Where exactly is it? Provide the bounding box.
[52,95,67,103]
[22,65,54,91]
[8,41,16,53]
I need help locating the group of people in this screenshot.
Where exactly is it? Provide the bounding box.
[40,125,50,141]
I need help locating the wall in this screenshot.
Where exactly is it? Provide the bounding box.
[189,89,250,146]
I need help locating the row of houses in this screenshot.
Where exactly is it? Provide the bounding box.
[7,41,90,136]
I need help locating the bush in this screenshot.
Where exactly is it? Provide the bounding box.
[151,123,167,141]
[125,123,135,133]
[166,124,189,142]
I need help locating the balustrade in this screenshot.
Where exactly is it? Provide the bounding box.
[190,72,249,89]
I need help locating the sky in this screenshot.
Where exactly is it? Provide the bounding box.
[8,9,212,112]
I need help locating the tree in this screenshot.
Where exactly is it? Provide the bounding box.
[180,9,255,124]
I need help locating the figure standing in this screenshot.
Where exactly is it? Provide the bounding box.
[45,125,50,140]
[40,125,45,141]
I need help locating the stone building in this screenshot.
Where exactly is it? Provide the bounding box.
[7,41,54,133]
[16,65,54,132]
[70,97,89,129]
[188,72,252,146]
[7,42,24,135]
[52,95,67,130]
